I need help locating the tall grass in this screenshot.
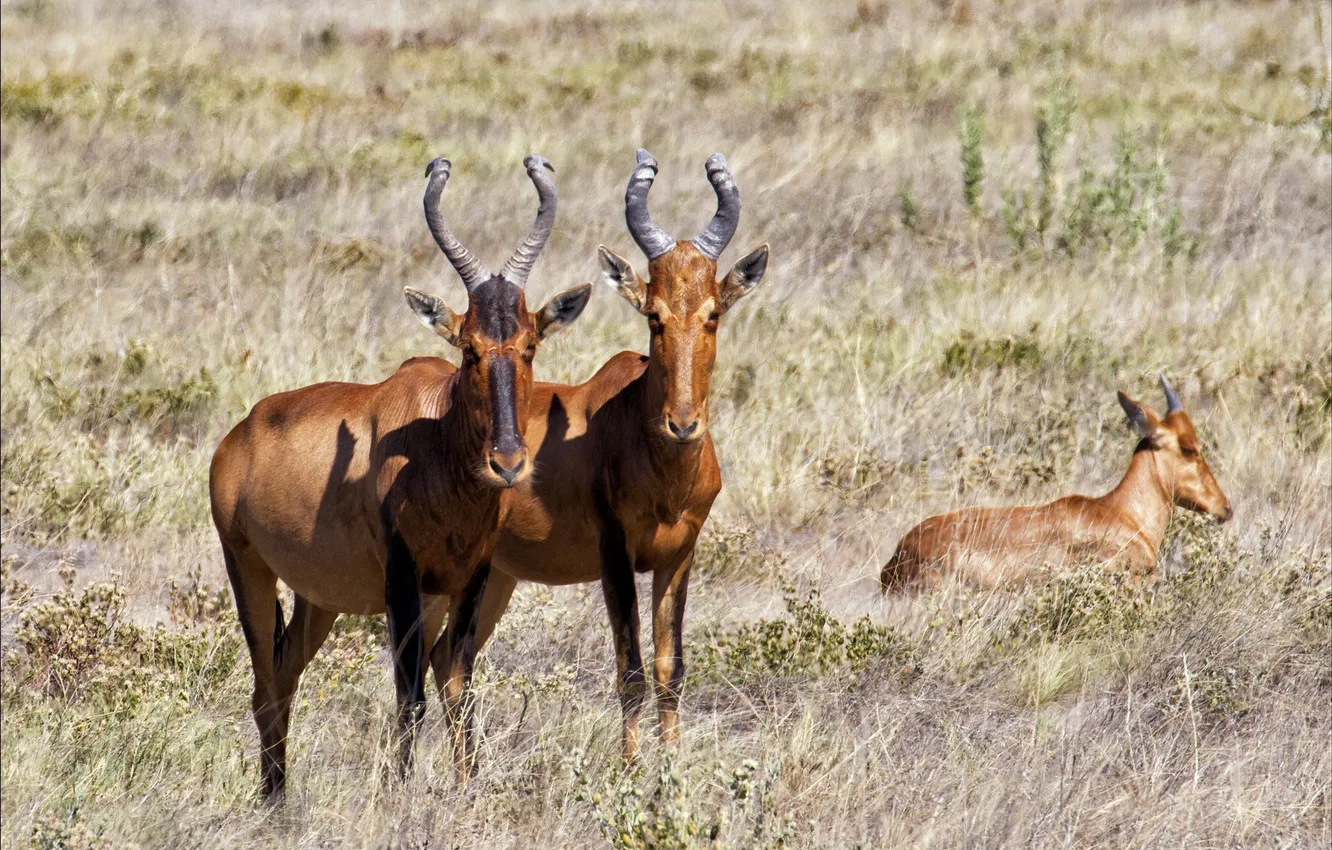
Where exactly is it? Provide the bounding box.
[2,0,1330,847]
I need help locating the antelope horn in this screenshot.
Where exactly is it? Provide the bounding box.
[625,148,676,260]
[1160,372,1183,413]
[499,155,558,288]
[423,157,491,292]
[692,152,741,260]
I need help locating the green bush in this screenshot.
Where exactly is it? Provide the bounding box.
[570,751,795,850]
[696,583,916,682]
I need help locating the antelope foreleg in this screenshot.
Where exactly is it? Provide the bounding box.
[651,552,692,746]
[598,516,646,760]
[435,562,492,782]
[473,568,518,656]
[384,531,426,777]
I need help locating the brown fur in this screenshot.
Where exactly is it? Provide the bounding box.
[881,390,1233,590]
[210,272,590,799]
[432,240,770,759]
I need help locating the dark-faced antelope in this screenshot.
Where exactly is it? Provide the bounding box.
[208,155,591,800]
[430,150,769,759]
[880,376,1233,590]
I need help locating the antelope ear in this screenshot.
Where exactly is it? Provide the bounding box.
[1118,391,1161,442]
[536,283,593,339]
[404,287,465,347]
[718,244,769,312]
[598,245,648,313]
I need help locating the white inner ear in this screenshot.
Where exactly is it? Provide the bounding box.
[405,289,445,329]
[414,308,439,331]
[603,264,646,311]
[602,266,631,291]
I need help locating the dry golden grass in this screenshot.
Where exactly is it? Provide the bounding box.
[2,0,1330,847]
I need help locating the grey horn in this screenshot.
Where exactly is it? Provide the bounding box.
[423,157,491,291]
[1160,372,1183,413]
[691,153,741,260]
[625,148,677,260]
[499,155,558,288]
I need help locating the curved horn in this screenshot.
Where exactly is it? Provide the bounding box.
[423,157,491,291]
[499,155,558,287]
[1160,372,1183,414]
[691,152,741,260]
[625,148,676,260]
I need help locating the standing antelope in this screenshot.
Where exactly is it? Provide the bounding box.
[208,155,591,800]
[880,376,1233,590]
[431,150,770,759]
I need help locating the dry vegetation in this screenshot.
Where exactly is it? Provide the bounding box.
[2,0,1330,847]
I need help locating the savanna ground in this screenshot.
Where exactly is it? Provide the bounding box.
[2,0,1330,846]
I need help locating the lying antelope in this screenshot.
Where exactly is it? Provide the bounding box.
[430,150,769,759]
[208,155,591,800]
[880,376,1233,590]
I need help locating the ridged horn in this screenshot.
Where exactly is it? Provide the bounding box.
[692,153,741,260]
[625,148,676,260]
[1160,372,1183,414]
[499,155,558,288]
[423,157,490,292]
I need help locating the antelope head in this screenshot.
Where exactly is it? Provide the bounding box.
[1118,374,1233,523]
[405,155,592,487]
[598,149,769,444]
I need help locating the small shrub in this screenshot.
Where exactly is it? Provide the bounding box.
[898,178,919,232]
[37,342,218,440]
[14,569,150,703]
[570,751,795,850]
[1167,661,1259,720]
[958,103,986,217]
[8,569,242,710]
[166,565,231,627]
[28,810,108,850]
[697,583,916,681]
[1001,564,1152,648]
[942,325,1044,374]
[694,524,786,583]
[1035,73,1076,242]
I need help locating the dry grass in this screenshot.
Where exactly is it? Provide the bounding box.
[2,0,1330,847]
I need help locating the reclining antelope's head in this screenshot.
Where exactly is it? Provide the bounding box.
[599,149,770,444]
[405,155,591,487]
[1118,374,1233,523]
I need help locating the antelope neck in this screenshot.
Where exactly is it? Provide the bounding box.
[1099,447,1175,557]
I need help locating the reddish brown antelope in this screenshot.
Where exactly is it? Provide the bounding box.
[430,150,769,759]
[880,376,1233,590]
[208,155,591,800]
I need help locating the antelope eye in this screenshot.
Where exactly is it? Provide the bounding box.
[1181,446,1198,458]
[462,348,480,365]
[705,311,721,328]
[646,313,663,331]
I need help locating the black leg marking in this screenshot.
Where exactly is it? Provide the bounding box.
[273,598,287,662]
[384,528,425,773]
[221,544,286,801]
[594,487,647,727]
[443,561,493,778]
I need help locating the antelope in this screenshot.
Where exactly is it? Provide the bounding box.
[429,150,770,759]
[880,376,1233,591]
[208,154,591,800]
